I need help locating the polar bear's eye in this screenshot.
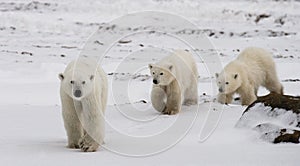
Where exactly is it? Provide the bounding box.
[160,72,163,75]
[152,72,155,75]
[225,82,229,85]
[82,81,86,84]
[70,80,74,84]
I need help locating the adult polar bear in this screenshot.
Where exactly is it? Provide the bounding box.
[149,50,198,115]
[58,58,107,152]
[216,47,283,105]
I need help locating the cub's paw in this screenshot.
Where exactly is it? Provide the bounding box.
[217,94,227,104]
[79,136,99,152]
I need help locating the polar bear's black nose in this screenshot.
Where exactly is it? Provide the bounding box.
[74,90,82,98]
[153,79,158,84]
[219,88,223,93]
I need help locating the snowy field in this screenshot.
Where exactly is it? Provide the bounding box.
[0,0,300,165]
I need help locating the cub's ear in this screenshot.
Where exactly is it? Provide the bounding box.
[90,75,95,80]
[168,65,173,71]
[234,74,238,79]
[215,73,219,78]
[58,73,64,81]
[148,64,153,69]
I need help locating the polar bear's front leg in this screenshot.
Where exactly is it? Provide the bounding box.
[164,91,181,115]
[79,132,100,152]
[217,93,226,104]
[80,100,105,152]
[63,111,83,149]
[183,79,198,106]
[239,84,257,105]
[217,93,233,104]
[151,86,167,112]
[163,81,181,115]
[61,95,83,149]
[79,115,104,152]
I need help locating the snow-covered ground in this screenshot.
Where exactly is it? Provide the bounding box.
[1,0,300,165]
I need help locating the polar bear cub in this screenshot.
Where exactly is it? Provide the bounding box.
[58,58,108,152]
[216,47,283,105]
[149,50,198,115]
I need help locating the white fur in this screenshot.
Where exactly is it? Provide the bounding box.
[216,47,283,105]
[59,58,108,152]
[149,50,198,115]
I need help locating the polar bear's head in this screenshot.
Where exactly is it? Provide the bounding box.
[58,71,95,100]
[215,71,241,94]
[148,64,175,86]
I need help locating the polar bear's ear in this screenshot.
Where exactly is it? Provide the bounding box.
[215,73,219,78]
[168,65,173,71]
[148,64,153,69]
[234,74,238,79]
[90,75,95,80]
[58,73,64,81]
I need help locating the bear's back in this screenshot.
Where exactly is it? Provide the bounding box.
[158,50,196,70]
[237,47,273,65]
[236,47,275,75]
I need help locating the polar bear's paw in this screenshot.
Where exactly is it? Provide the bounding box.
[162,107,179,115]
[183,99,197,106]
[79,135,99,152]
[67,143,80,149]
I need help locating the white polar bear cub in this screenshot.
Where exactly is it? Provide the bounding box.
[149,50,198,115]
[216,47,283,105]
[58,58,108,152]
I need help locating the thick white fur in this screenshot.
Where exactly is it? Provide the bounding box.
[216,47,283,105]
[149,50,198,115]
[59,58,107,152]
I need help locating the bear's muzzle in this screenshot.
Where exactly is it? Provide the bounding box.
[74,90,82,98]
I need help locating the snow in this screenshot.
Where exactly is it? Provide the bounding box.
[236,103,300,129]
[1,0,300,165]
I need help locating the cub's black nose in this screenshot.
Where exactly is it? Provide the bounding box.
[153,79,158,84]
[74,90,82,98]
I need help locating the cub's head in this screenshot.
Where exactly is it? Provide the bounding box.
[148,64,175,86]
[58,72,95,100]
[215,71,241,94]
